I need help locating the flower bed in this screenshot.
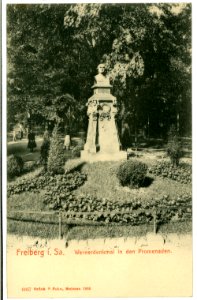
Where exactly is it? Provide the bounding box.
[7,171,87,197]
[44,192,192,226]
[148,161,192,184]
[8,161,192,227]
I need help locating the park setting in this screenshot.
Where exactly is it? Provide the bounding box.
[7,3,192,242]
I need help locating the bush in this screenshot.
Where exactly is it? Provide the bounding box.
[47,126,65,174]
[40,139,50,171]
[7,155,24,178]
[166,125,183,166]
[117,160,148,188]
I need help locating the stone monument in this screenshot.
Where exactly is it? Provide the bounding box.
[81,64,127,161]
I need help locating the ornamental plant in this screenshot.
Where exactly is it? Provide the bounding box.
[47,125,65,174]
[7,155,24,179]
[116,160,148,188]
[166,125,183,167]
[7,171,87,197]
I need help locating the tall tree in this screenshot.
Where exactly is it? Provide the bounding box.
[7,3,191,137]
[64,3,191,137]
[7,4,79,129]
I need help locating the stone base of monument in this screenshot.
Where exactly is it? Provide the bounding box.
[80,150,127,162]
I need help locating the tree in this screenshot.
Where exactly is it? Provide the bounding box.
[64,3,191,137]
[7,4,79,130]
[7,3,191,138]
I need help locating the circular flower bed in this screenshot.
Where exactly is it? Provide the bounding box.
[8,164,192,226]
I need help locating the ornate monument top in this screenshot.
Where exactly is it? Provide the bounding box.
[94,63,110,86]
[89,64,115,102]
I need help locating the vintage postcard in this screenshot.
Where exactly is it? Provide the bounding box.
[2,0,195,298]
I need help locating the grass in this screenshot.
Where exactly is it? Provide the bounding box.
[73,160,191,203]
[7,191,46,212]
[7,220,60,239]
[67,221,192,241]
[7,219,192,240]
[64,158,86,173]
[67,224,152,240]
[158,220,192,235]
[7,151,192,239]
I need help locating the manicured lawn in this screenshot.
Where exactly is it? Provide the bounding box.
[7,151,192,240]
[73,159,191,203]
[7,191,46,212]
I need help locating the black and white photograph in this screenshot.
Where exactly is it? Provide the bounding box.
[3,1,194,298]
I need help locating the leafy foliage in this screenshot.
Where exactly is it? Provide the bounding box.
[166,125,183,166]
[47,126,65,174]
[64,3,191,137]
[7,4,191,137]
[7,155,24,178]
[117,160,148,188]
[43,192,192,225]
[7,156,191,225]
[7,4,79,128]
[149,161,191,184]
[7,171,86,197]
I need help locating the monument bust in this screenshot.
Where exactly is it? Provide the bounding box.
[94,63,110,86]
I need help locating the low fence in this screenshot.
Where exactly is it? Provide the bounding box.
[7,202,192,240]
[7,210,157,240]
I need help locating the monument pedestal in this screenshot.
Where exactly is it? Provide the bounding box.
[81,150,127,162]
[81,66,127,162]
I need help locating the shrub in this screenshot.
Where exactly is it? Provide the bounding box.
[166,125,183,166]
[47,126,65,174]
[117,160,148,188]
[40,139,50,171]
[7,155,24,178]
